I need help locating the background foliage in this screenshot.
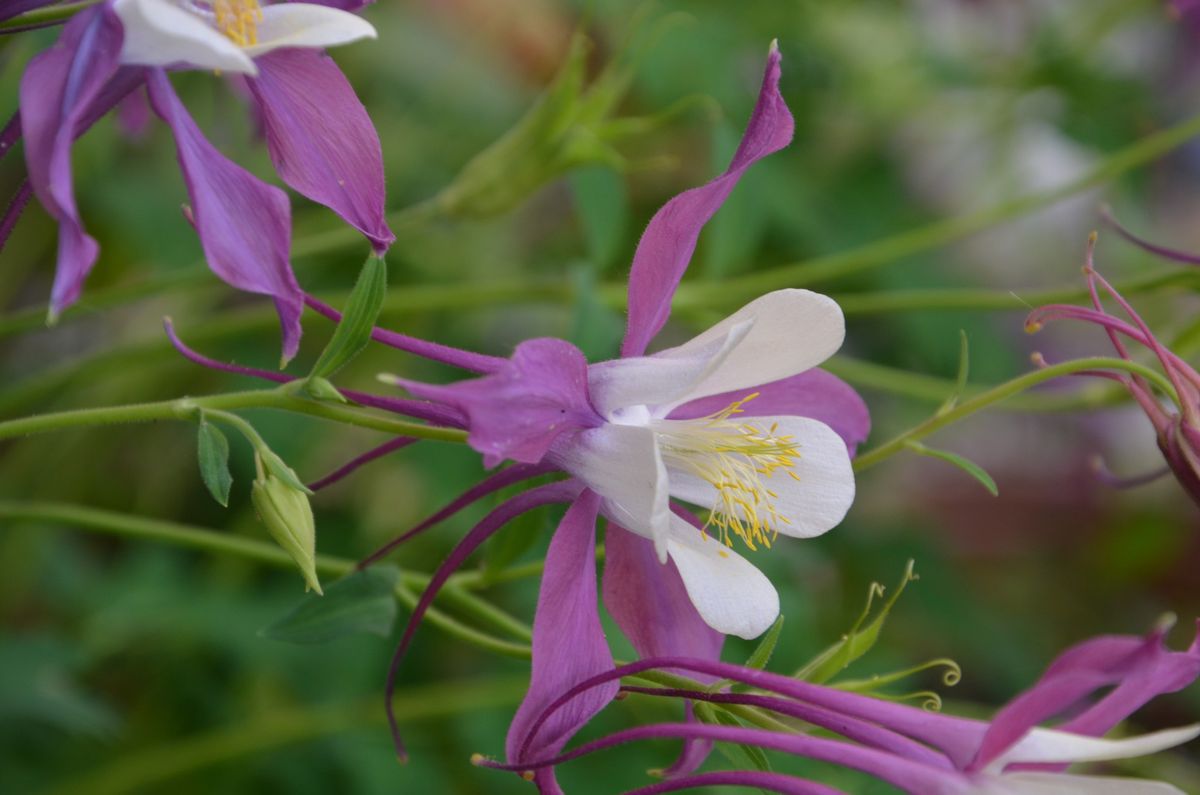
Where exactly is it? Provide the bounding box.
[2,0,1199,792]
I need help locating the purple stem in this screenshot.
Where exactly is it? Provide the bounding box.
[1101,206,1200,266]
[164,318,465,427]
[303,294,505,374]
[0,180,33,254]
[384,480,583,761]
[0,112,21,163]
[357,461,556,570]
[306,436,419,491]
[624,770,848,795]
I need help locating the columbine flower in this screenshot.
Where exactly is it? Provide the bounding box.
[163,43,869,788]
[1025,233,1200,506]
[477,621,1200,794]
[9,0,392,361]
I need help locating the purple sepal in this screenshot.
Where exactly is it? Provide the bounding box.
[400,339,602,468]
[249,49,394,254]
[621,46,794,358]
[19,4,124,318]
[145,69,304,364]
[670,369,871,454]
[506,492,616,793]
[602,523,724,777]
[970,620,1200,772]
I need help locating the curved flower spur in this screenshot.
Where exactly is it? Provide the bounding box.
[477,621,1200,794]
[7,0,391,363]
[164,42,869,788]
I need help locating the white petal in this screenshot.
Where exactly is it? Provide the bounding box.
[651,289,845,409]
[244,4,377,56]
[553,424,672,560]
[990,724,1200,771]
[665,517,779,639]
[588,321,752,418]
[114,0,257,74]
[665,415,856,539]
[992,772,1187,795]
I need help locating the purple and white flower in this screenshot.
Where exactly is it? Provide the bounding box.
[9,0,392,362]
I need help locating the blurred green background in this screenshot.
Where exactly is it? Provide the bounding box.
[2,0,1200,792]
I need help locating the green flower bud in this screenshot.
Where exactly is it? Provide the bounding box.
[252,473,323,595]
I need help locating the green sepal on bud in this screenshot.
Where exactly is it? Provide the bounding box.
[252,456,322,595]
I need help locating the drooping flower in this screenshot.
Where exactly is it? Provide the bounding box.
[476,621,1200,794]
[164,43,869,790]
[8,0,392,362]
[1025,233,1200,506]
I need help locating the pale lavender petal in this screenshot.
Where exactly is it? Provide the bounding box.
[669,369,871,454]
[384,480,584,761]
[19,5,124,317]
[971,622,1200,772]
[621,45,793,358]
[295,0,375,9]
[399,339,602,467]
[248,48,393,253]
[602,521,724,777]
[506,492,615,795]
[145,69,303,363]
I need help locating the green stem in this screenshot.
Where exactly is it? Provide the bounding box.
[42,677,530,795]
[672,110,1200,303]
[0,388,467,444]
[0,501,530,658]
[853,357,1178,471]
[0,0,100,31]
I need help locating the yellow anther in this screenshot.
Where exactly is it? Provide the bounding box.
[213,0,263,47]
[653,393,801,553]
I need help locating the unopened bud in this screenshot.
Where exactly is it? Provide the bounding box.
[252,472,322,595]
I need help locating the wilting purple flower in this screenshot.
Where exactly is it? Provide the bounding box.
[1025,234,1200,506]
[9,0,392,362]
[164,42,869,789]
[477,621,1200,794]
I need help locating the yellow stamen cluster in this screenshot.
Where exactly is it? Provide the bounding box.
[654,393,801,554]
[213,0,263,47]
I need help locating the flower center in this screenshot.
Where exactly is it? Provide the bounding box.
[212,0,263,46]
[652,393,801,553]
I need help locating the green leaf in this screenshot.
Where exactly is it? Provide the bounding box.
[795,560,917,684]
[258,566,401,644]
[308,255,387,381]
[936,330,970,416]
[304,376,350,404]
[905,441,998,497]
[744,615,784,671]
[259,449,312,495]
[693,702,772,780]
[196,419,232,507]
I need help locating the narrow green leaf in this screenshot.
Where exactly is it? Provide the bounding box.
[905,441,998,496]
[259,566,401,644]
[744,615,784,671]
[693,702,772,779]
[196,419,232,507]
[308,255,387,381]
[569,166,628,270]
[304,376,350,404]
[936,330,971,416]
[795,561,917,684]
[260,449,312,495]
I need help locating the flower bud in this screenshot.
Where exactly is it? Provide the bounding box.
[252,473,323,595]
